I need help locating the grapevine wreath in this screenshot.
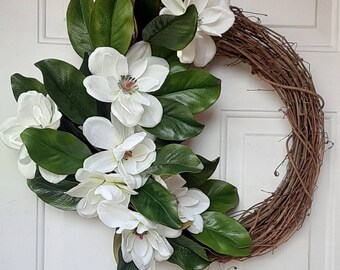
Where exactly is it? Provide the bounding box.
[0,0,325,269]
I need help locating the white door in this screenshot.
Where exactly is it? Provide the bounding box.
[1,0,339,270]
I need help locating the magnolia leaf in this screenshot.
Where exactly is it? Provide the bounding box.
[21,128,92,175]
[192,212,252,256]
[90,0,134,54]
[143,5,198,50]
[35,59,97,125]
[11,73,47,100]
[145,98,204,141]
[168,235,211,270]
[200,180,239,213]
[146,144,203,175]
[67,0,94,57]
[79,52,91,76]
[131,179,182,229]
[154,70,221,114]
[182,156,220,188]
[27,175,80,211]
[113,234,122,264]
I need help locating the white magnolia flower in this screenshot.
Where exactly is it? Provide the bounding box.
[97,202,181,270]
[82,116,156,189]
[67,169,137,218]
[161,0,235,67]
[84,41,169,127]
[165,175,210,234]
[0,91,66,183]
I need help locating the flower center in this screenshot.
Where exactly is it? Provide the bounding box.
[133,230,148,240]
[123,151,133,160]
[119,75,138,94]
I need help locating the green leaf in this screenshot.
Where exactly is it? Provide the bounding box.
[113,234,122,264]
[154,70,221,114]
[27,175,80,211]
[134,0,160,40]
[67,0,94,57]
[35,59,97,125]
[182,156,220,188]
[200,180,239,213]
[145,98,204,141]
[146,144,203,175]
[168,235,211,270]
[192,212,252,257]
[117,248,138,270]
[143,5,198,50]
[11,73,47,100]
[79,52,91,76]
[131,179,182,229]
[90,0,134,54]
[21,128,92,175]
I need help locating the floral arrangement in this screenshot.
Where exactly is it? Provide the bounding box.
[0,0,253,269]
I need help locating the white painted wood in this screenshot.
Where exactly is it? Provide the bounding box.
[0,0,339,270]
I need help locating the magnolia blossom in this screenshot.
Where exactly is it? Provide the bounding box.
[0,91,66,183]
[97,202,181,270]
[82,116,155,189]
[67,169,137,218]
[161,0,235,67]
[165,175,210,234]
[84,41,169,127]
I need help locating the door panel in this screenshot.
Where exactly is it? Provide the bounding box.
[0,0,339,269]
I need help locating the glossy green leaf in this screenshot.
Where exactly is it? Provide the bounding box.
[134,0,160,40]
[146,144,203,175]
[200,180,239,213]
[168,235,211,270]
[67,0,94,57]
[11,73,47,100]
[131,179,182,229]
[27,175,80,211]
[182,156,220,188]
[21,128,92,175]
[145,98,204,141]
[35,59,97,125]
[154,70,221,114]
[90,0,134,54]
[192,212,252,257]
[117,248,138,270]
[79,52,91,76]
[143,5,198,50]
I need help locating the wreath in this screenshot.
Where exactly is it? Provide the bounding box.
[0,1,325,269]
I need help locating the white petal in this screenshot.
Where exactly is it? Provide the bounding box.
[76,189,102,218]
[193,32,216,67]
[205,0,231,9]
[0,117,24,149]
[89,47,127,78]
[164,175,186,193]
[83,116,122,149]
[83,75,118,103]
[138,94,163,128]
[187,214,204,234]
[156,224,182,238]
[177,38,196,64]
[132,238,154,270]
[185,188,210,213]
[200,8,235,36]
[111,100,143,127]
[66,169,104,197]
[117,93,146,118]
[83,151,117,173]
[121,159,138,175]
[129,59,148,80]
[95,184,126,203]
[118,132,147,152]
[126,41,152,67]
[189,0,208,14]
[110,114,135,139]
[161,0,186,15]
[134,151,156,174]
[39,167,67,184]
[122,231,135,262]
[17,146,36,179]
[137,57,169,92]
[97,200,136,229]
